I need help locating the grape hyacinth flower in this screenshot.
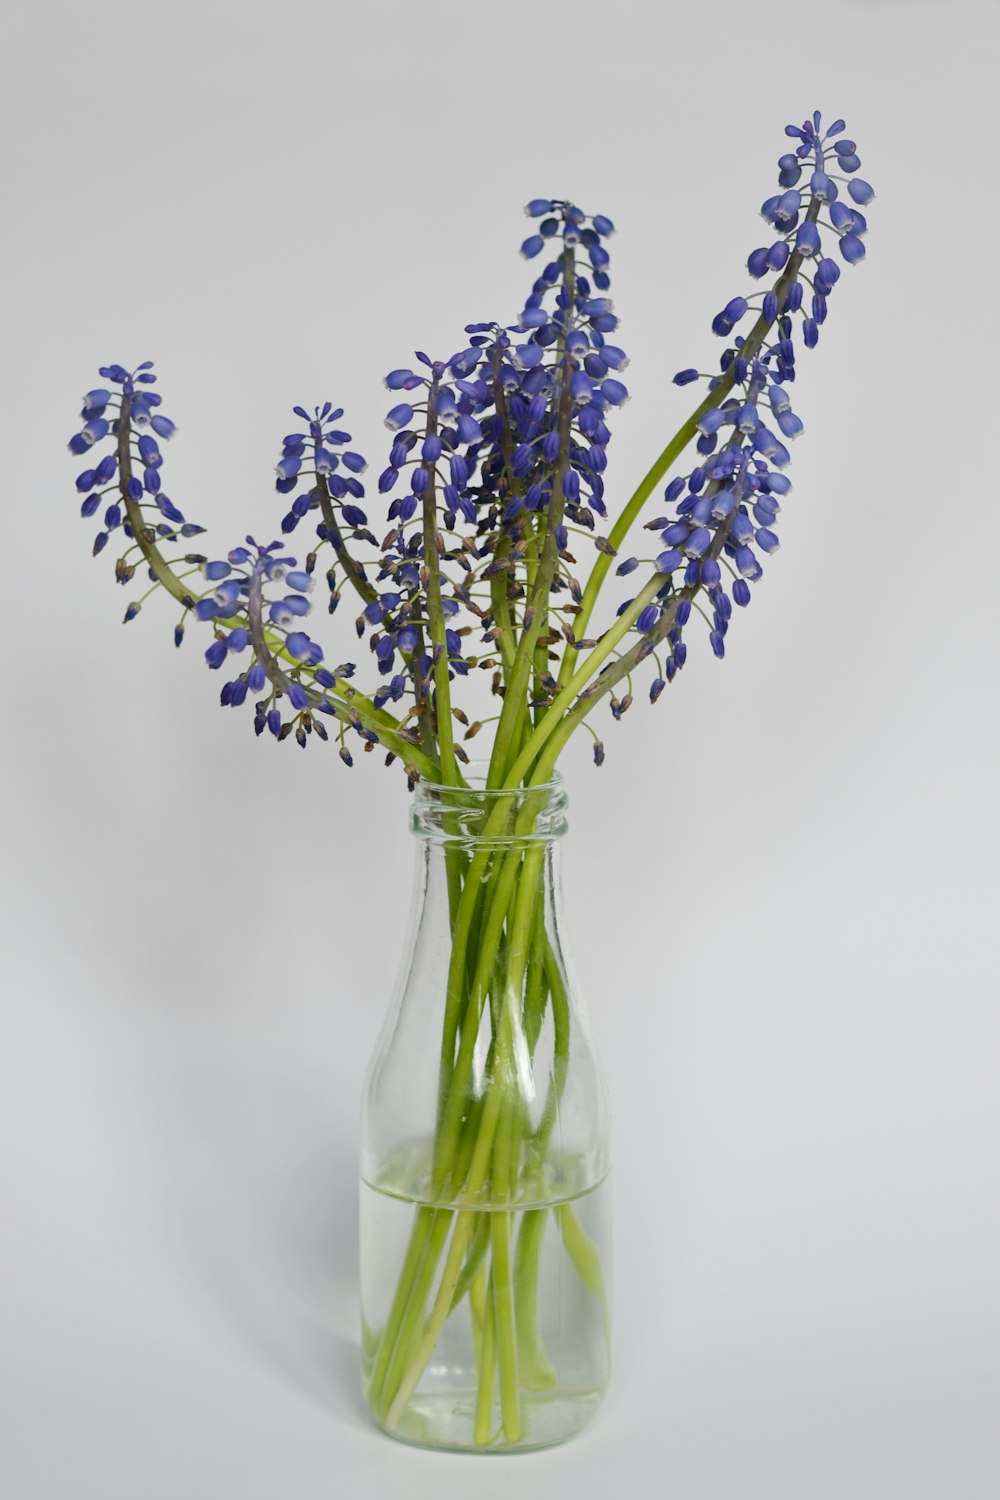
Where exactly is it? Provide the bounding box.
[68,112,871,779]
[64,109,874,1455]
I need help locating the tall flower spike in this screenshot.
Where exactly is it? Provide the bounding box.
[588,111,873,731]
[68,361,208,613]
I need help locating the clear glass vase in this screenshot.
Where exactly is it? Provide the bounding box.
[359,773,611,1452]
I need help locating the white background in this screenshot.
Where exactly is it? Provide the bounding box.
[2,2,998,1496]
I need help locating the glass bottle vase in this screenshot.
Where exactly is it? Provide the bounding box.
[359,774,611,1452]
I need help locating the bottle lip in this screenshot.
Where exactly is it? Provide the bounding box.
[415,762,564,798]
[411,764,567,844]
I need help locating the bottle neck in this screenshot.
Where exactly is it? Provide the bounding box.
[409,772,568,849]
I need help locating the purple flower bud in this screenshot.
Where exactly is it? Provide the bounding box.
[276,455,301,481]
[795,220,821,256]
[777,154,801,188]
[385,403,414,431]
[831,201,866,235]
[697,407,726,436]
[656,549,683,573]
[600,344,629,372]
[848,178,874,205]
[774,190,802,227]
[683,526,711,557]
[673,368,699,386]
[784,281,804,313]
[810,170,837,202]
[747,247,770,278]
[839,233,866,265]
[776,409,804,439]
[78,418,110,449]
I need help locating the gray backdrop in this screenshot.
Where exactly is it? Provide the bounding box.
[2,2,998,1496]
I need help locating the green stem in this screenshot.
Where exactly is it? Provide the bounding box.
[513,1209,556,1390]
[366,1205,437,1409]
[557,1201,610,1349]
[490,1205,521,1441]
[474,1269,498,1446]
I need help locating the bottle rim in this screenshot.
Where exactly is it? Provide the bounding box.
[415,761,563,798]
[411,763,567,844]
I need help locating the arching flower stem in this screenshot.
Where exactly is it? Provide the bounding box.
[314,469,378,606]
[556,194,822,692]
[113,396,440,781]
[116,395,198,612]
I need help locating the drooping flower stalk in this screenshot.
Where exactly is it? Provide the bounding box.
[65,110,873,1446]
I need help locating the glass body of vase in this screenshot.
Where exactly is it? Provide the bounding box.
[359,774,611,1452]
